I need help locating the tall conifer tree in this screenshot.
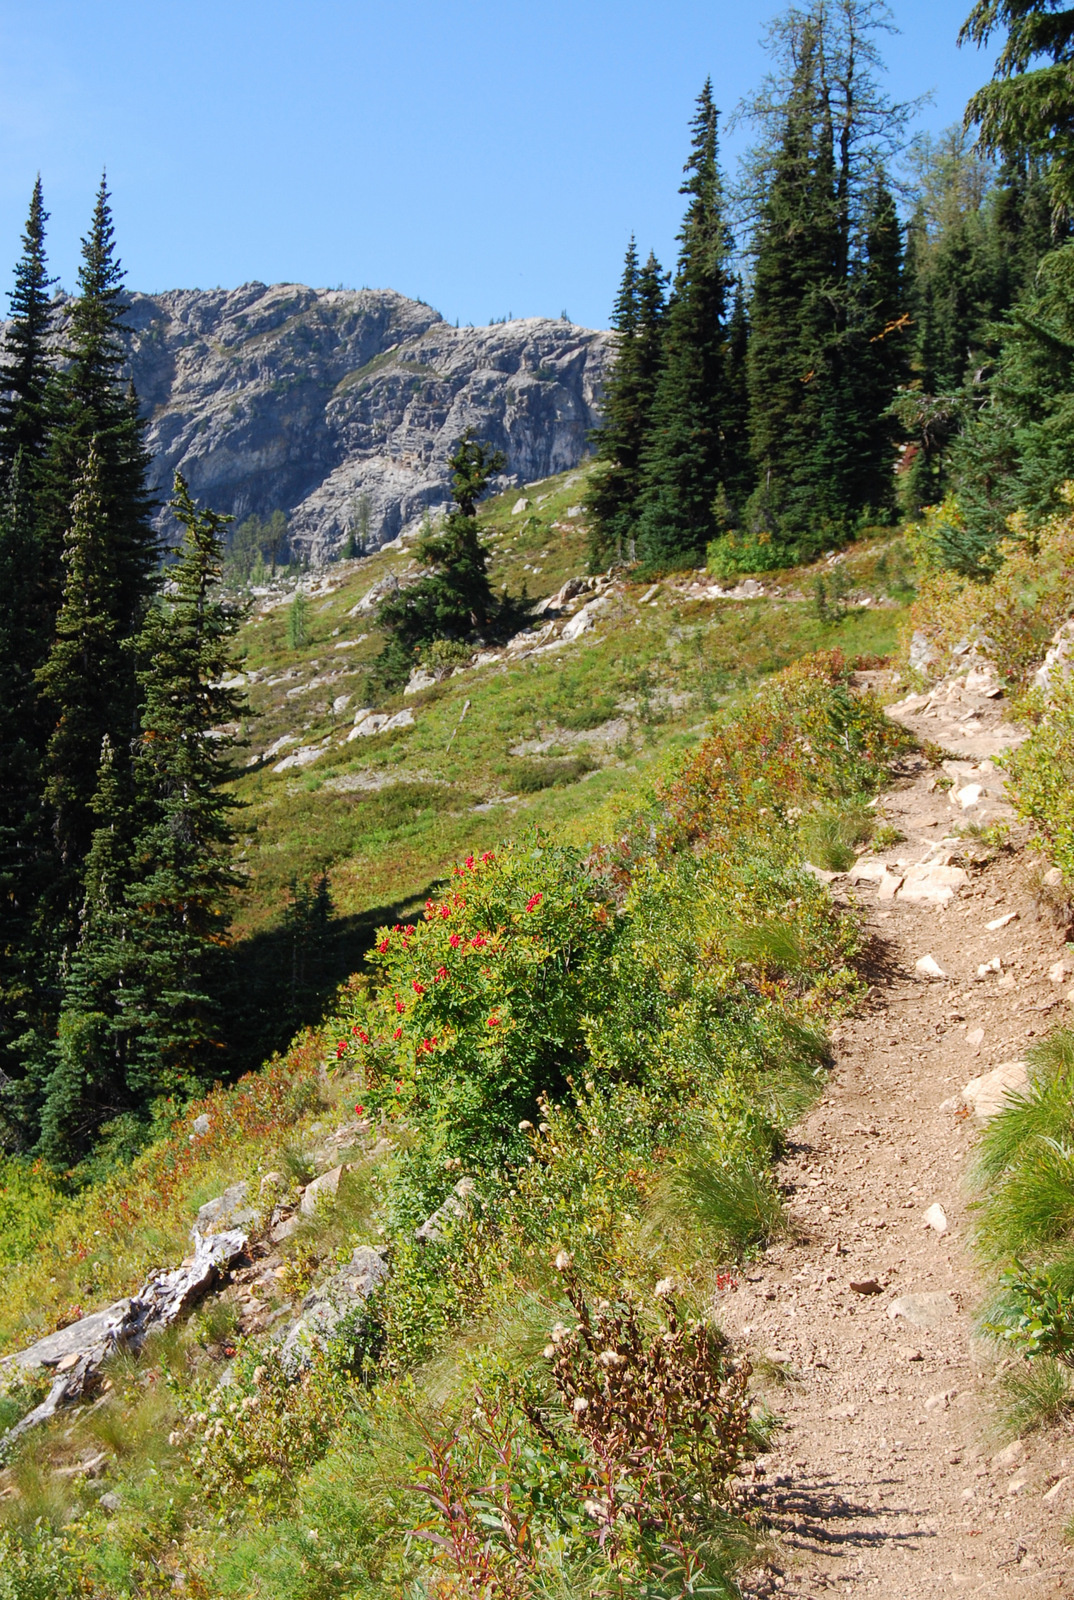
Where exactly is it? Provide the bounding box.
[40,176,156,650]
[0,177,56,476]
[585,241,667,567]
[636,80,737,568]
[40,477,246,1156]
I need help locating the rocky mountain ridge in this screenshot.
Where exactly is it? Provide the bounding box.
[110,283,611,562]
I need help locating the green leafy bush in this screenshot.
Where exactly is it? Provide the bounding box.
[333,839,616,1166]
[1006,675,1074,883]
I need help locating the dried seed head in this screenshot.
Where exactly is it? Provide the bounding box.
[550,1321,569,1343]
[572,1395,589,1414]
[543,1343,556,1360]
[654,1276,676,1299]
[583,1498,603,1518]
[538,1122,551,1133]
[598,1349,626,1368]
[518,1119,534,1132]
[554,1249,573,1272]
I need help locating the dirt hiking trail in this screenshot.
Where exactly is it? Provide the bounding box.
[731,670,1074,1597]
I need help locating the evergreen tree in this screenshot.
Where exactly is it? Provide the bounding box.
[732,0,914,567]
[635,81,737,569]
[946,240,1074,570]
[0,177,56,476]
[740,20,844,560]
[894,129,1057,511]
[585,236,640,568]
[36,444,122,899]
[375,431,513,685]
[961,0,1074,213]
[37,736,135,1162]
[119,474,244,1106]
[855,176,910,516]
[718,281,752,522]
[584,242,670,568]
[38,476,246,1156]
[40,176,156,654]
[0,464,50,1097]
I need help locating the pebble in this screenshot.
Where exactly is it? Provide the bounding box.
[915,953,947,979]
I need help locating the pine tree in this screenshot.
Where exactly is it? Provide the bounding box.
[961,0,1074,213]
[37,736,136,1162]
[40,176,156,652]
[118,474,245,1106]
[855,176,909,517]
[36,444,122,902]
[0,464,50,1097]
[946,240,1074,570]
[375,431,511,685]
[635,81,737,569]
[734,0,912,566]
[0,177,56,477]
[718,282,752,523]
[585,237,641,568]
[584,241,670,567]
[741,20,843,561]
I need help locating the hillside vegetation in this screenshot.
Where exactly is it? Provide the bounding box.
[220,462,911,1071]
[0,645,911,1599]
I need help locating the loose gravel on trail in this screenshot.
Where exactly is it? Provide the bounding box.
[734,675,1074,1597]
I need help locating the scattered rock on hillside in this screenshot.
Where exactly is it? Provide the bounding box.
[279,1245,388,1372]
[192,1182,261,1237]
[415,1176,476,1243]
[1034,618,1074,693]
[299,1163,349,1217]
[2,1229,247,1440]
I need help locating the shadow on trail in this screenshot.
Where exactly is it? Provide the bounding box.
[221,879,439,1079]
[756,1472,928,1555]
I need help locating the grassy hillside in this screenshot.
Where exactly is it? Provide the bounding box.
[0,648,913,1600]
[223,465,912,1071]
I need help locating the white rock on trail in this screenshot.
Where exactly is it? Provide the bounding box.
[986,910,1018,931]
[951,1060,1029,1122]
[923,1203,948,1233]
[887,1291,957,1330]
[915,954,947,979]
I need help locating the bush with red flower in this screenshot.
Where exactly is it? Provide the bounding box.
[332,836,616,1165]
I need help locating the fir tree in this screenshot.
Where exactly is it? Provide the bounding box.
[735,0,913,565]
[119,474,245,1105]
[37,736,135,1162]
[0,177,56,476]
[584,242,670,567]
[40,176,156,652]
[741,19,843,559]
[585,236,641,568]
[375,431,512,685]
[961,0,1074,213]
[947,240,1074,570]
[856,176,909,516]
[0,464,49,1096]
[36,444,122,894]
[635,81,737,569]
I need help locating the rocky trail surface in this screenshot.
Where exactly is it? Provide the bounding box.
[735,674,1074,1597]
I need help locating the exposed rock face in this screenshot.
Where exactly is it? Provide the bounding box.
[112,284,610,562]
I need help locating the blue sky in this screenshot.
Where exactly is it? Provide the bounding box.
[0,0,998,330]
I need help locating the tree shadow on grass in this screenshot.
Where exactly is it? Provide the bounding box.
[221,879,438,1079]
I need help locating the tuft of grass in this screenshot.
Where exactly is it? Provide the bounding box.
[646,1148,787,1262]
[999,1357,1074,1437]
[799,799,874,872]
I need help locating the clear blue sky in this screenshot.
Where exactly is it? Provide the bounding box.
[0,0,999,330]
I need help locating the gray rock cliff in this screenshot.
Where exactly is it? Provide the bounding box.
[113,283,611,562]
